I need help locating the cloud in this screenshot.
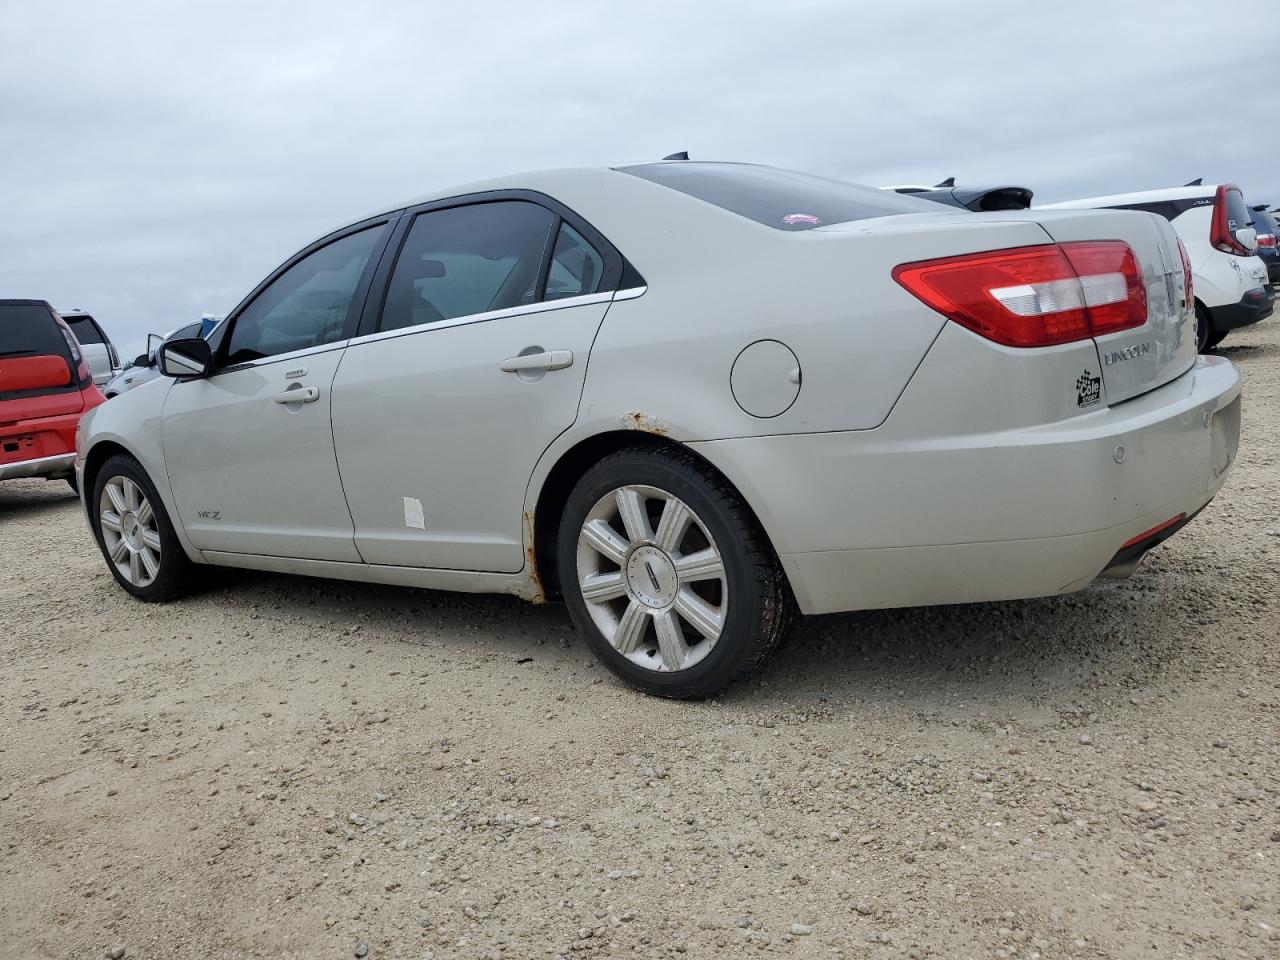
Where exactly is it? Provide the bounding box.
[1,0,1272,354]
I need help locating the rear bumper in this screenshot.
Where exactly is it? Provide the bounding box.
[1213,286,1275,331]
[0,451,75,482]
[694,356,1241,615]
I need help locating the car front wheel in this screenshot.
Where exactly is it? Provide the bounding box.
[557,446,795,698]
[91,454,196,601]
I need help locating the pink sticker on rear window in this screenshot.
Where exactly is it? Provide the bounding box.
[782,213,821,225]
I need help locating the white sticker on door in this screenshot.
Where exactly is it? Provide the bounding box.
[403,496,426,530]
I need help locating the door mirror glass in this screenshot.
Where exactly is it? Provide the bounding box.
[158,338,213,379]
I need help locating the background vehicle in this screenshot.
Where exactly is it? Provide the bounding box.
[883,177,1033,210]
[1248,205,1279,284]
[59,308,120,387]
[78,163,1239,699]
[1,299,105,488]
[1041,182,1273,351]
[103,315,222,398]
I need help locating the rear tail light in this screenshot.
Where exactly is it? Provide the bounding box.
[108,343,120,368]
[1210,184,1249,256]
[1258,234,1276,249]
[892,241,1147,347]
[1177,237,1194,310]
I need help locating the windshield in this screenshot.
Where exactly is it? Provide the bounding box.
[619,162,945,231]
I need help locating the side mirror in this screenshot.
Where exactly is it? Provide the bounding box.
[132,353,150,368]
[1235,226,1258,254]
[158,338,213,379]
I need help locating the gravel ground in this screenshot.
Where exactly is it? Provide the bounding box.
[2,321,1278,960]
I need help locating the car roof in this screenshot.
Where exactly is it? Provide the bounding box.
[0,298,54,308]
[1041,184,1224,209]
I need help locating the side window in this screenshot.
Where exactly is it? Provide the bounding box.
[225,226,384,366]
[544,222,604,300]
[380,201,555,332]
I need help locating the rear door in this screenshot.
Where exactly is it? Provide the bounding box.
[331,195,622,572]
[1031,209,1197,404]
[1,301,84,421]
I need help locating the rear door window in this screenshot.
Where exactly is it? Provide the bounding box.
[0,303,71,359]
[619,162,943,231]
[64,315,106,345]
[379,201,555,332]
[545,222,604,300]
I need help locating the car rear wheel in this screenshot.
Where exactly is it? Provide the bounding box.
[91,454,196,601]
[557,446,796,699]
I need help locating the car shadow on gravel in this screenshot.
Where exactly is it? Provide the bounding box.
[198,562,1191,718]
[0,481,80,518]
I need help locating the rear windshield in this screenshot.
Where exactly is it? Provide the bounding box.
[0,303,71,359]
[64,314,106,344]
[619,162,943,231]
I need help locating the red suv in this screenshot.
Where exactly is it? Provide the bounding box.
[1,299,106,490]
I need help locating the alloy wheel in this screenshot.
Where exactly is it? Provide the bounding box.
[99,476,162,587]
[575,484,728,672]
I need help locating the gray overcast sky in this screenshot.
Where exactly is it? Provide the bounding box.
[1,0,1274,355]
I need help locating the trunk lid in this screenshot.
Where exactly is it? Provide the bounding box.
[1029,208,1197,404]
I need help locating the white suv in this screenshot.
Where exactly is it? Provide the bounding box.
[1041,183,1273,351]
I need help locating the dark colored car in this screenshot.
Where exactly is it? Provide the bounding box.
[1,299,106,488]
[888,177,1033,211]
[1249,205,1279,284]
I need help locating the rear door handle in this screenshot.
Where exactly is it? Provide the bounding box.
[273,385,319,404]
[499,349,574,373]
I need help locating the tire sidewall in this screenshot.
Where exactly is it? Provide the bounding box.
[91,455,185,601]
[557,450,767,697]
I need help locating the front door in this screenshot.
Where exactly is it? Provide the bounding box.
[332,199,616,572]
[163,223,390,561]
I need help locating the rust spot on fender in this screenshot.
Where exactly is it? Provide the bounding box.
[621,410,668,436]
[523,510,546,604]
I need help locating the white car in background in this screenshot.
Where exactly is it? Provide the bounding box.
[1040,182,1273,351]
[76,162,1241,698]
[59,308,119,387]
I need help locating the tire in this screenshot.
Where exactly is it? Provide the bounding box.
[556,445,796,699]
[1195,304,1229,352]
[90,453,197,601]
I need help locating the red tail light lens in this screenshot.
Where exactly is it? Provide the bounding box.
[892,241,1147,347]
[1258,234,1276,249]
[1210,184,1249,256]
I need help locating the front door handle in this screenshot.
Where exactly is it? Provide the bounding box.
[500,349,573,373]
[273,385,320,404]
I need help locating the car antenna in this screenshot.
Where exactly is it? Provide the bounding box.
[1184,177,1202,186]
[934,176,955,188]
[662,151,689,161]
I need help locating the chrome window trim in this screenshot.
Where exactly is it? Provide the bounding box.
[612,285,647,302]
[346,291,615,348]
[214,340,350,375]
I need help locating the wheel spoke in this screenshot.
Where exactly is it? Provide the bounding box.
[122,478,139,511]
[653,611,688,671]
[100,511,122,533]
[615,487,652,544]
[675,587,723,641]
[139,548,160,580]
[674,547,724,584]
[129,551,143,584]
[580,519,629,565]
[141,529,162,552]
[580,570,627,603]
[611,600,648,655]
[105,482,126,515]
[136,499,153,525]
[109,536,130,563]
[653,497,691,553]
